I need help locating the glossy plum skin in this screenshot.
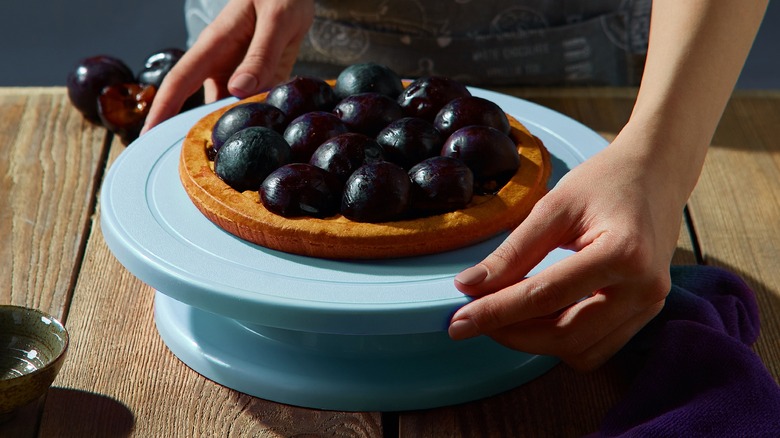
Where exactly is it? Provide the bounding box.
[137,48,204,112]
[433,96,511,137]
[376,117,443,169]
[211,102,287,153]
[66,55,135,124]
[97,83,156,144]
[408,156,474,214]
[341,161,411,223]
[333,93,404,136]
[214,127,291,192]
[397,76,472,121]
[309,133,384,183]
[334,62,404,99]
[137,48,185,88]
[283,111,349,163]
[265,76,337,122]
[260,163,343,218]
[441,125,520,194]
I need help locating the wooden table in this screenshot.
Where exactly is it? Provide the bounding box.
[2,87,779,437]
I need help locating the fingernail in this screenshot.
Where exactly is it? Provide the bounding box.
[229,73,259,95]
[455,265,488,286]
[449,318,479,340]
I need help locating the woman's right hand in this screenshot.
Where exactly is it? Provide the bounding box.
[142,0,314,134]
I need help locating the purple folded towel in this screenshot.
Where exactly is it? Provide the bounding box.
[596,265,780,437]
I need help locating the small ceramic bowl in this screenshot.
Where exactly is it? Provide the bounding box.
[0,305,69,421]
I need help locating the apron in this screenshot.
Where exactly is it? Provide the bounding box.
[184,0,650,86]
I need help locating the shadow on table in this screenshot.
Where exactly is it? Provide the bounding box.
[39,387,135,437]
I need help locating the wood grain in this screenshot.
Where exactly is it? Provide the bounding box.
[38,136,382,437]
[5,87,778,437]
[687,95,780,380]
[0,88,107,317]
[0,88,108,437]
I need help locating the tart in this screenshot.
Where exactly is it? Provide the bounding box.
[179,85,552,260]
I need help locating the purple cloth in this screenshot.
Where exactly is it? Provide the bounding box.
[596,265,780,437]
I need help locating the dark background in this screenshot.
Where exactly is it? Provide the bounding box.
[1,1,777,88]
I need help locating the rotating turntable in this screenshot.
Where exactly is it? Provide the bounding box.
[100,88,607,411]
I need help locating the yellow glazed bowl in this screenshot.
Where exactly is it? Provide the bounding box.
[0,305,68,420]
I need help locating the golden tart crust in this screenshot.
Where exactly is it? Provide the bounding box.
[179,87,552,260]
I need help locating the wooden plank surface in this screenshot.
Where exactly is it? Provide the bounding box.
[4,87,777,437]
[687,94,780,380]
[36,134,383,437]
[0,88,108,436]
[0,88,107,316]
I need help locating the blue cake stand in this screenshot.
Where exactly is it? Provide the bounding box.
[100,88,607,411]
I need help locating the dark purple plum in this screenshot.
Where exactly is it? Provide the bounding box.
[341,161,411,223]
[376,117,443,169]
[397,76,471,121]
[334,62,404,99]
[97,83,156,144]
[137,48,185,88]
[441,126,520,194]
[309,133,384,183]
[137,48,204,112]
[260,163,343,218]
[283,111,348,163]
[214,127,291,192]
[408,156,474,214]
[66,55,135,124]
[433,96,511,138]
[333,93,404,136]
[265,76,337,121]
[211,102,286,153]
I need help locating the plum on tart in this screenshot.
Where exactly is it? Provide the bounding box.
[179,65,551,260]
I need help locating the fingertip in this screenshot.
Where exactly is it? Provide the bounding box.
[448,318,479,340]
[228,72,260,97]
[454,265,488,287]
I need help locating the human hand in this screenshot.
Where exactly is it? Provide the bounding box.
[448,131,687,371]
[142,0,314,134]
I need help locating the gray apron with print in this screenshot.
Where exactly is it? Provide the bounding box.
[185,0,651,86]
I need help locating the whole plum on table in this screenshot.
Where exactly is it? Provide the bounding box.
[137,48,184,88]
[211,102,287,153]
[408,156,474,214]
[333,92,404,136]
[260,163,343,218]
[97,83,156,144]
[66,55,135,124]
[137,48,204,112]
[214,127,291,192]
[283,111,349,163]
[433,96,511,137]
[309,132,384,183]
[397,76,471,121]
[441,125,520,194]
[265,76,337,122]
[341,161,411,223]
[334,62,404,99]
[376,117,443,169]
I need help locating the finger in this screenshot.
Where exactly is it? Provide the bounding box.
[142,36,231,134]
[562,299,664,371]
[143,0,258,134]
[228,13,306,96]
[449,236,620,340]
[485,287,665,362]
[203,78,232,103]
[454,194,577,297]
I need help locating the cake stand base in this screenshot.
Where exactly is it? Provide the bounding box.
[154,291,559,412]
